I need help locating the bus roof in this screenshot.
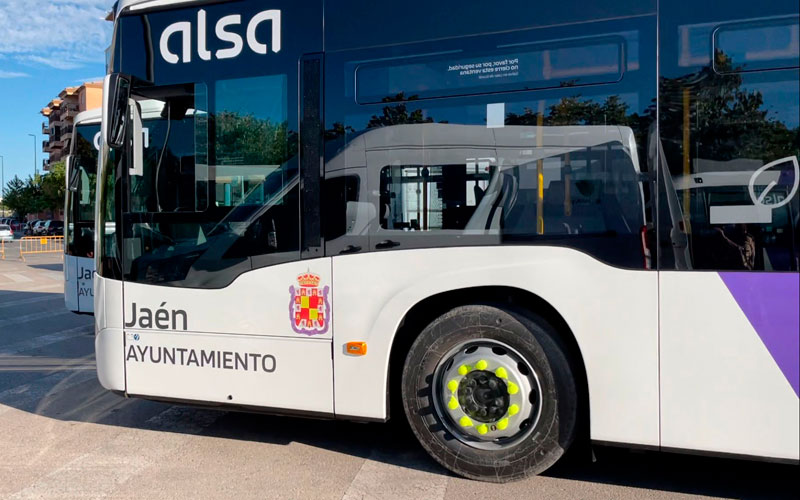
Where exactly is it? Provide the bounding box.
[74,108,102,126]
[116,0,201,17]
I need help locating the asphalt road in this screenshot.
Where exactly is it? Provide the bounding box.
[0,252,797,499]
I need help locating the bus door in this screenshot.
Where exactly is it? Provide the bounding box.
[113,1,329,413]
[658,0,800,460]
[65,121,100,314]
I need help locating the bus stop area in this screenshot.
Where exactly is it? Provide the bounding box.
[0,254,795,499]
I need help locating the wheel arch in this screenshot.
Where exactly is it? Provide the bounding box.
[387,286,590,441]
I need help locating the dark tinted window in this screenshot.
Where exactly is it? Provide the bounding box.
[326,0,656,51]
[714,17,799,74]
[659,0,800,271]
[101,0,323,287]
[97,147,120,279]
[325,11,657,269]
[67,123,99,258]
[356,36,624,103]
[123,76,299,288]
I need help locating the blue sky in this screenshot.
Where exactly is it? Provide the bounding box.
[0,1,112,191]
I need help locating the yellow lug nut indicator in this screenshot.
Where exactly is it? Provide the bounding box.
[447,379,459,393]
[457,364,470,376]
[508,404,520,416]
[448,396,459,410]
[475,359,488,371]
[496,418,509,430]
[459,416,474,427]
[495,367,508,379]
[506,381,519,395]
[476,423,489,435]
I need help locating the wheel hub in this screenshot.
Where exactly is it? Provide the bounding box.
[457,371,509,422]
[433,341,542,450]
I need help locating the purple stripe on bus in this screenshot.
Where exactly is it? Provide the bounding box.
[719,272,800,397]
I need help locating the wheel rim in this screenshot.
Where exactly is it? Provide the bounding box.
[431,339,542,450]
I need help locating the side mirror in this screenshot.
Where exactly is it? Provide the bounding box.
[102,73,131,149]
[66,155,79,192]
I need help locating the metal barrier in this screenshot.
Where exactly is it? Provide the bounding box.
[18,236,64,261]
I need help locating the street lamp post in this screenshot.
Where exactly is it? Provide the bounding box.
[0,154,4,218]
[27,133,37,177]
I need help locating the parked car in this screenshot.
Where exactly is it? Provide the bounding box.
[23,220,42,236]
[3,218,22,231]
[23,221,37,236]
[44,220,64,236]
[32,220,48,236]
[0,224,13,243]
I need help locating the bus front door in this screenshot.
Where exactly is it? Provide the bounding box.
[116,0,330,415]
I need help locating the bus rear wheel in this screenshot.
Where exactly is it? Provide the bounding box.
[401,304,577,482]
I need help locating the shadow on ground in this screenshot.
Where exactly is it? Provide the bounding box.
[27,263,63,272]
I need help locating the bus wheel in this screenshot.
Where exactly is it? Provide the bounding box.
[401,304,577,482]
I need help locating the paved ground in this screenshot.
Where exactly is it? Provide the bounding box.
[0,252,798,499]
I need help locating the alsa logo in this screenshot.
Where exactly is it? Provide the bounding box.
[289,272,330,336]
[159,9,281,64]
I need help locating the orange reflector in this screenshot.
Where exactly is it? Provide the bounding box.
[346,342,367,356]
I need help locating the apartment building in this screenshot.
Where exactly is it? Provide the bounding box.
[40,81,102,171]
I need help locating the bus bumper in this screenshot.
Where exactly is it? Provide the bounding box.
[95,328,125,392]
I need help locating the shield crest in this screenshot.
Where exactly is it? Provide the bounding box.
[289,272,330,336]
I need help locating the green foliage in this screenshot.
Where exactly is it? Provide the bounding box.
[2,162,66,218]
[214,111,297,166]
[41,160,66,212]
[2,176,26,217]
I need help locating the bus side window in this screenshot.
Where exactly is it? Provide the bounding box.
[658,8,800,271]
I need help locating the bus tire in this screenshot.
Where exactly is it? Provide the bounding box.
[401,304,577,482]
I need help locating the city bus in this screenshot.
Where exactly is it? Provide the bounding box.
[64,109,101,313]
[96,0,799,481]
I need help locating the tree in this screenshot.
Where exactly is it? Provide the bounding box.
[2,173,51,219]
[2,176,26,217]
[213,111,297,166]
[366,93,434,128]
[41,160,66,212]
[656,50,799,174]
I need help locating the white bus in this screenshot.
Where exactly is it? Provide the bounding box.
[64,109,101,313]
[95,0,799,481]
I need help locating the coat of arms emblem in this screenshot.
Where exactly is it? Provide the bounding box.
[289,272,330,335]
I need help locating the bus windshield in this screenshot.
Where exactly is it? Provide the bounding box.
[67,121,100,258]
[99,1,301,288]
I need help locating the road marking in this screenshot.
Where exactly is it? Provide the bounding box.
[341,450,448,500]
[3,274,33,283]
[0,310,71,328]
[42,273,64,282]
[0,325,93,356]
[0,294,61,309]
